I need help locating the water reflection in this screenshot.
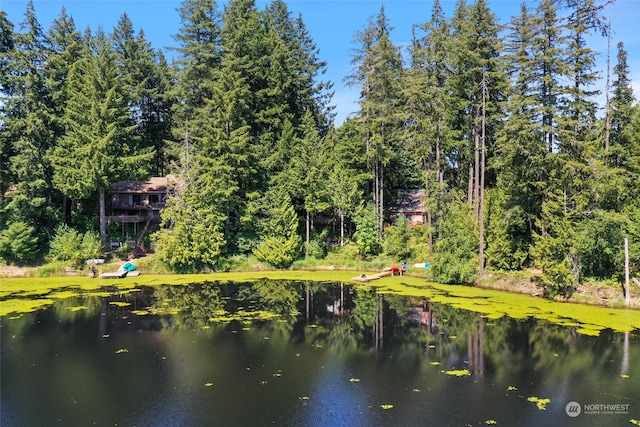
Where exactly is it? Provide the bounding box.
[2,280,639,426]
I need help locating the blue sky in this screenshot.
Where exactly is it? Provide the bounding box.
[4,0,640,125]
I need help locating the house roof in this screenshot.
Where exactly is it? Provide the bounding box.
[391,189,426,213]
[110,175,182,193]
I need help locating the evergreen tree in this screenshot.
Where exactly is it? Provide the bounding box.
[493,2,547,267]
[292,111,331,256]
[49,30,153,248]
[200,55,255,253]
[253,186,301,268]
[609,41,636,168]
[353,203,381,258]
[262,0,334,132]
[531,190,579,297]
[1,0,58,250]
[170,0,222,140]
[560,0,609,157]
[153,170,227,272]
[533,0,567,154]
[346,5,403,238]
[0,11,15,201]
[430,198,478,284]
[112,14,174,176]
[43,8,82,225]
[404,0,450,254]
[0,221,38,264]
[326,124,363,246]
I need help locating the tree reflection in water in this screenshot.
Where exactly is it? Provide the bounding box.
[2,280,639,427]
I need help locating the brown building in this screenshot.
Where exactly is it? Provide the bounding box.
[108,175,182,247]
[390,189,427,227]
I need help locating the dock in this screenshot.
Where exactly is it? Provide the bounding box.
[351,270,392,283]
[99,270,128,279]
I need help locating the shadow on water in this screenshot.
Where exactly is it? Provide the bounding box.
[2,280,639,426]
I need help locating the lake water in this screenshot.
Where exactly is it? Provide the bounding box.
[1,280,639,426]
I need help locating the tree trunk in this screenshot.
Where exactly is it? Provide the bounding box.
[306,211,310,257]
[473,120,480,223]
[479,73,487,276]
[379,162,384,240]
[340,211,344,247]
[99,190,107,251]
[467,161,474,207]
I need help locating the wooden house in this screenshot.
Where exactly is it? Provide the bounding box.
[390,189,427,227]
[107,175,182,246]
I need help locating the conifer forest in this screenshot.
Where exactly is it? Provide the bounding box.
[2,0,639,297]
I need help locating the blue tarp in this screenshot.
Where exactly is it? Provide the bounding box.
[121,261,137,272]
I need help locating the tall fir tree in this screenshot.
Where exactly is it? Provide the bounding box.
[43,8,82,225]
[170,0,222,143]
[404,0,450,254]
[609,41,636,168]
[0,11,16,201]
[346,5,403,238]
[112,14,174,176]
[492,2,547,268]
[1,0,58,250]
[49,29,153,248]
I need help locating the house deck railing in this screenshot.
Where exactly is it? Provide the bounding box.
[108,214,149,223]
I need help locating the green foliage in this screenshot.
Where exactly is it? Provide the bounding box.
[0,221,38,264]
[254,236,300,269]
[306,229,328,259]
[154,199,226,272]
[353,204,381,259]
[47,224,82,264]
[431,201,478,284]
[47,224,103,267]
[253,187,301,268]
[383,214,412,260]
[34,261,69,277]
[574,210,628,279]
[531,194,578,298]
[485,188,530,270]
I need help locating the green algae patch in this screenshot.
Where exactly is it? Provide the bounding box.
[208,309,279,323]
[527,396,550,410]
[109,301,131,307]
[50,289,83,299]
[0,298,55,316]
[3,271,640,335]
[360,276,640,335]
[444,369,471,377]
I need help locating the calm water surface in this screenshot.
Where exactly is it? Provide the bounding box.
[1,280,639,426]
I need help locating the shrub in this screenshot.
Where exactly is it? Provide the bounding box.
[431,202,478,284]
[353,204,381,258]
[47,224,103,268]
[0,222,38,265]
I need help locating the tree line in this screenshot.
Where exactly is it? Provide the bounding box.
[1,0,639,297]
